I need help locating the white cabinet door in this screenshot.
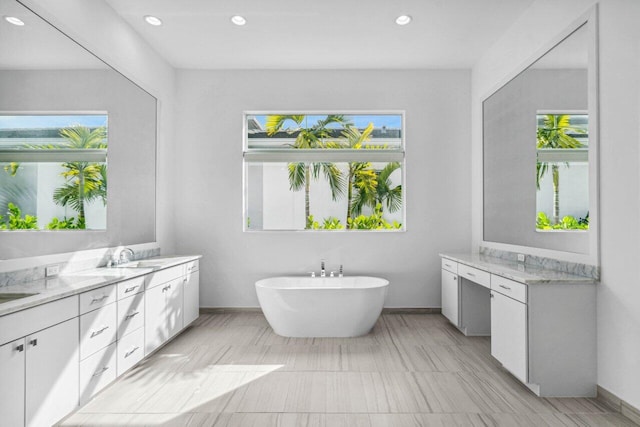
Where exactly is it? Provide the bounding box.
[145,283,167,355]
[25,317,79,427]
[0,338,26,427]
[183,269,200,326]
[441,269,459,326]
[166,279,184,340]
[491,291,528,383]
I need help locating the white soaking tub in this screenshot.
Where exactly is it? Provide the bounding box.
[255,276,389,337]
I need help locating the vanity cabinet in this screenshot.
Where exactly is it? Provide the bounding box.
[0,296,79,427]
[440,259,459,326]
[439,254,596,397]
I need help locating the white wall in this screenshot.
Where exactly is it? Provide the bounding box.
[472,0,640,410]
[16,0,177,256]
[173,69,471,308]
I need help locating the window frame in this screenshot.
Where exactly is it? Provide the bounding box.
[242,110,407,232]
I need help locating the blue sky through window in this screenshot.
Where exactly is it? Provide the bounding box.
[0,114,107,129]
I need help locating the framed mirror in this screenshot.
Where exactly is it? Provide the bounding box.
[482,9,599,264]
[0,0,157,259]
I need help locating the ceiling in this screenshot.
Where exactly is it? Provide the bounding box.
[104,0,536,69]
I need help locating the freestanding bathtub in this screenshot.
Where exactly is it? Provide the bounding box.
[255,276,389,337]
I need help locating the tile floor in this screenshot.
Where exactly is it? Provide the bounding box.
[58,313,637,426]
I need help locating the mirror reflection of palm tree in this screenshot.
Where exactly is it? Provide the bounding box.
[53,126,108,228]
[536,114,584,225]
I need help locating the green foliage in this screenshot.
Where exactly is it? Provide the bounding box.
[46,216,83,230]
[307,216,344,230]
[536,211,588,230]
[347,204,402,230]
[1,202,38,230]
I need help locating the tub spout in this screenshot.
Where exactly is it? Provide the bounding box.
[321,260,326,277]
[339,265,343,278]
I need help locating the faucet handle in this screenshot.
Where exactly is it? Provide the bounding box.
[339,265,343,277]
[307,271,316,278]
[330,271,335,277]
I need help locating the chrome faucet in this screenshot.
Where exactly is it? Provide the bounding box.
[320,260,326,277]
[339,264,343,278]
[118,247,134,265]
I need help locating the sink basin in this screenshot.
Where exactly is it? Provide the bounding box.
[116,259,178,268]
[0,293,38,304]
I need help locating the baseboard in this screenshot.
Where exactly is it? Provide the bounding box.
[200,307,262,314]
[382,307,441,314]
[200,307,441,315]
[597,385,640,425]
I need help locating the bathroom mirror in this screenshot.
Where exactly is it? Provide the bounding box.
[482,12,599,262]
[0,0,157,259]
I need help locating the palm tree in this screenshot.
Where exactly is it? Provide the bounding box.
[265,115,350,228]
[536,114,584,225]
[52,126,108,228]
[352,162,402,216]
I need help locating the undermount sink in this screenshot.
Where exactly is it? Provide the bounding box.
[0,293,38,304]
[115,258,179,268]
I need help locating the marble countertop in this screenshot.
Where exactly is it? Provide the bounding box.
[0,255,201,317]
[440,253,597,284]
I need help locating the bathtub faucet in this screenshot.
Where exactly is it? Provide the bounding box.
[320,260,326,277]
[339,264,343,278]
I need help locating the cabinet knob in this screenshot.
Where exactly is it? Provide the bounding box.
[15,344,24,352]
[490,292,495,298]
[29,338,38,347]
[453,276,457,281]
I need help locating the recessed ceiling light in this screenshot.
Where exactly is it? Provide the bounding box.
[231,15,246,26]
[4,16,25,26]
[144,15,162,26]
[395,15,412,26]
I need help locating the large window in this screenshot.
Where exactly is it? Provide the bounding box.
[244,113,404,231]
[536,112,588,231]
[0,114,108,230]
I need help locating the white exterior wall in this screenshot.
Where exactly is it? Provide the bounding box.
[472,0,640,411]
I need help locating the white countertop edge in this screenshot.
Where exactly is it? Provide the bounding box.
[0,255,202,317]
[440,253,596,285]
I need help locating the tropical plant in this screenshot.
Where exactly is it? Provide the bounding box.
[50,126,107,228]
[307,215,344,230]
[536,211,588,230]
[347,204,402,230]
[47,216,82,230]
[2,202,38,230]
[536,114,585,225]
[265,115,350,228]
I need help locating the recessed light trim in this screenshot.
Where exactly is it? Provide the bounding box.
[395,15,412,26]
[231,15,246,26]
[144,15,163,26]
[4,16,25,26]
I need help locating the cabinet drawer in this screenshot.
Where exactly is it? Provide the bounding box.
[117,327,144,376]
[185,259,199,274]
[146,265,184,290]
[80,284,117,315]
[0,295,78,345]
[117,276,145,300]
[80,302,117,360]
[458,264,490,288]
[117,293,145,340]
[80,342,117,405]
[491,275,527,303]
[441,258,458,274]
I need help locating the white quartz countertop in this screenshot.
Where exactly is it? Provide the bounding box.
[440,253,597,284]
[0,255,201,317]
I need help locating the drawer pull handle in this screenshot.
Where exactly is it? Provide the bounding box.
[162,284,172,292]
[445,263,452,268]
[92,366,110,377]
[466,272,476,277]
[124,286,138,293]
[15,344,24,352]
[91,326,109,338]
[499,284,512,291]
[91,294,109,303]
[453,276,457,281]
[125,346,140,358]
[490,292,495,298]
[125,311,140,320]
[29,339,38,347]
